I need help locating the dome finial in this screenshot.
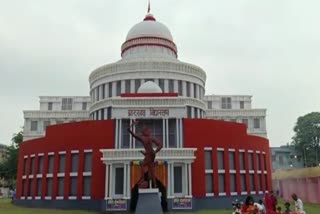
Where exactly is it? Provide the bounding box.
[144,0,156,21]
[147,0,151,13]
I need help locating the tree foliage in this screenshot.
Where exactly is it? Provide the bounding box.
[292,112,320,167]
[0,131,23,186]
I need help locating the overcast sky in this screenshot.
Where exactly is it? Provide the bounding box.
[1,0,320,146]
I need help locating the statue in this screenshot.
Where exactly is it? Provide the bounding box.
[128,120,163,188]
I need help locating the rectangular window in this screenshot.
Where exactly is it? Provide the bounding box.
[205,151,212,170]
[83,176,91,196]
[46,178,53,196]
[96,86,100,101]
[218,151,224,169]
[263,154,267,170]
[187,106,192,118]
[43,121,50,131]
[239,152,245,170]
[71,153,79,172]
[241,174,247,192]
[101,108,105,120]
[125,80,130,93]
[48,155,54,174]
[249,174,255,191]
[229,152,235,170]
[107,107,112,119]
[61,98,73,110]
[256,154,261,170]
[22,180,27,196]
[102,84,105,99]
[240,101,244,109]
[230,174,236,192]
[84,152,92,172]
[116,81,121,96]
[248,153,254,170]
[58,177,64,196]
[159,79,165,92]
[135,119,163,148]
[264,174,268,190]
[121,119,130,148]
[115,167,124,195]
[30,121,38,131]
[82,102,87,110]
[242,119,248,127]
[37,178,42,196]
[135,79,140,93]
[205,174,213,193]
[178,80,183,95]
[30,157,35,174]
[28,179,33,196]
[59,154,66,173]
[208,101,212,109]
[221,97,232,109]
[173,166,183,194]
[218,174,225,193]
[48,102,53,110]
[70,177,77,196]
[38,156,44,174]
[193,83,197,98]
[168,119,177,148]
[169,79,174,93]
[23,159,28,175]
[258,174,262,191]
[108,82,112,97]
[194,108,198,118]
[254,118,260,129]
[186,82,190,97]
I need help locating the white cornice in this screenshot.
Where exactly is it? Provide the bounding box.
[23,110,90,119]
[206,109,266,117]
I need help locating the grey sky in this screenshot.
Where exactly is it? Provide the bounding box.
[1,0,319,146]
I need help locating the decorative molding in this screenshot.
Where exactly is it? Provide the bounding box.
[204,147,212,151]
[205,169,213,174]
[82,196,91,200]
[68,196,77,200]
[58,151,66,154]
[230,192,238,196]
[218,192,226,196]
[24,110,89,119]
[206,193,214,197]
[56,196,64,200]
[71,150,79,154]
[69,172,78,176]
[84,149,93,153]
[206,109,266,117]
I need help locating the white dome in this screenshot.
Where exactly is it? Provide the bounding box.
[126,15,173,41]
[137,81,163,93]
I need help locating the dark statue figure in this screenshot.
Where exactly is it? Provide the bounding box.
[128,120,163,188]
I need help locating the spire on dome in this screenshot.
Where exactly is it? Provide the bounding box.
[147,0,150,13]
[144,0,156,21]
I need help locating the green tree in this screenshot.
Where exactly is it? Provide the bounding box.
[0,131,23,187]
[292,112,320,167]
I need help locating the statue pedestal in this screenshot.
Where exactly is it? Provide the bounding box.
[135,188,162,214]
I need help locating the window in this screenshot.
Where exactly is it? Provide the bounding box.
[264,174,268,190]
[96,86,100,101]
[218,174,225,193]
[239,152,245,170]
[174,166,183,194]
[241,174,247,191]
[37,178,42,196]
[168,119,177,148]
[107,107,112,119]
[22,180,27,196]
[30,121,38,131]
[48,155,54,174]
[279,155,283,165]
[208,101,212,109]
[194,108,198,118]
[38,156,44,174]
[254,118,260,129]
[61,98,72,110]
[70,177,77,196]
[30,157,35,174]
[28,179,33,196]
[217,151,224,169]
[116,81,121,96]
[82,102,87,110]
[186,82,190,97]
[43,121,50,131]
[248,153,254,170]
[59,154,66,173]
[187,106,192,118]
[84,152,92,172]
[240,101,244,109]
[205,151,212,170]
[101,108,105,120]
[83,176,91,196]
[48,102,53,110]
[221,97,232,109]
[58,177,64,196]
[71,153,79,172]
[242,119,248,127]
[169,80,174,92]
[159,79,165,92]
[205,174,213,193]
[193,83,197,98]
[230,174,236,192]
[256,154,261,170]
[258,174,262,191]
[229,152,235,170]
[108,82,112,97]
[46,178,53,196]
[23,159,28,175]
[115,167,124,195]
[102,84,105,99]
[178,80,183,95]
[263,154,267,170]
[135,79,140,93]
[125,80,130,93]
[135,119,163,148]
[249,174,255,191]
[121,119,130,148]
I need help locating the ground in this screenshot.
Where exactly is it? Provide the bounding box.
[1,199,320,214]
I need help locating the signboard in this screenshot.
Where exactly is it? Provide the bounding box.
[128,108,169,117]
[112,107,186,119]
[106,199,127,211]
[172,197,192,209]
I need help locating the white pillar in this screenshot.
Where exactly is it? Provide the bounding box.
[154,79,159,85]
[176,119,179,148]
[108,165,112,198]
[130,79,135,93]
[170,163,174,196]
[162,119,166,148]
[115,120,119,149]
[167,163,171,197]
[121,80,125,94]
[188,163,192,196]
[179,119,183,147]
[105,83,109,98]
[129,120,133,148]
[191,107,194,118]
[105,164,109,199]
[127,163,131,197]
[174,80,178,93]
[184,163,188,195]
[99,85,103,100]
[164,79,169,93]
[133,123,136,148]
[166,119,169,148]
[112,81,116,97]
[123,164,127,197]
[196,84,199,99]
[190,83,194,98]
[182,81,187,96]
[119,119,122,149]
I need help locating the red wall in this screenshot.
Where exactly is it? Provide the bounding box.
[183,119,272,197]
[17,120,114,199]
